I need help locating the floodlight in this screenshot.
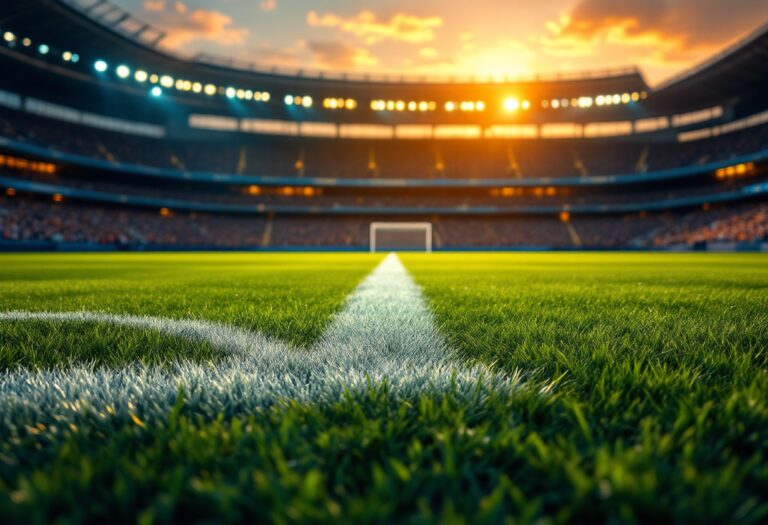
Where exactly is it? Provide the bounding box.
[151,86,162,97]
[134,70,148,82]
[116,65,130,78]
[94,60,108,72]
[38,44,49,55]
[503,97,520,112]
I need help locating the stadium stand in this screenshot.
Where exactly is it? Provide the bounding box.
[650,203,768,247]
[1,192,763,250]
[1,0,767,249]
[3,106,768,180]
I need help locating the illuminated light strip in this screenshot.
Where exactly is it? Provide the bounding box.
[0,255,523,428]
[371,100,437,112]
[678,108,768,142]
[2,27,270,103]
[715,162,756,179]
[323,98,357,110]
[0,154,57,174]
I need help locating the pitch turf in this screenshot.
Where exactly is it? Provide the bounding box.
[0,252,767,524]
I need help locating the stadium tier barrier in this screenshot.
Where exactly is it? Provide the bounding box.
[2,240,766,253]
[2,174,766,215]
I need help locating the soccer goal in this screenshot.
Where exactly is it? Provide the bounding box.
[370,222,432,252]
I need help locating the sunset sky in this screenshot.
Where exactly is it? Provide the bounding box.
[111,0,768,84]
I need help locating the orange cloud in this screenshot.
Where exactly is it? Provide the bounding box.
[540,0,768,65]
[306,10,443,45]
[143,0,165,12]
[306,40,378,68]
[142,0,249,50]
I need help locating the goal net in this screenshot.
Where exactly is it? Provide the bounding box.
[370,222,432,252]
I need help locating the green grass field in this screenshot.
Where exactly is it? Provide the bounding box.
[1,252,767,524]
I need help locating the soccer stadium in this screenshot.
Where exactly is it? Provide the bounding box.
[0,0,767,522]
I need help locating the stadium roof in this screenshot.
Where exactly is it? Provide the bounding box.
[651,20,768,108]
[2,0,767,112]
[2,0,646,89]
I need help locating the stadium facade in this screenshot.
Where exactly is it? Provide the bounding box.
[0,0,767,250]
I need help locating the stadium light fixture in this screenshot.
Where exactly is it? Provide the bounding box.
[3,32,15,43]
[503,97,520,112]
[160,75,174,88]
[204,84,217,96]
[22,38,32,47]
[226,87,237,99]
[93,60,108,73]
[302,96,313,108]
[151,86,162,97]
[116,65,130,79]
[70,53,79,63]
[445,101,456,112]
[284,95,294,105]
[62,51,72,61]
[38,44,49,55]
[134,70,148,82]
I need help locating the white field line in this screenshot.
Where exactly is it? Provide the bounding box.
[0,254,519,427]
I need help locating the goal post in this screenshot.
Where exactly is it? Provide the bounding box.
[370,222,433,253]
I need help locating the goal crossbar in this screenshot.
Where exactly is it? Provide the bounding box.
[370,222,433,253]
